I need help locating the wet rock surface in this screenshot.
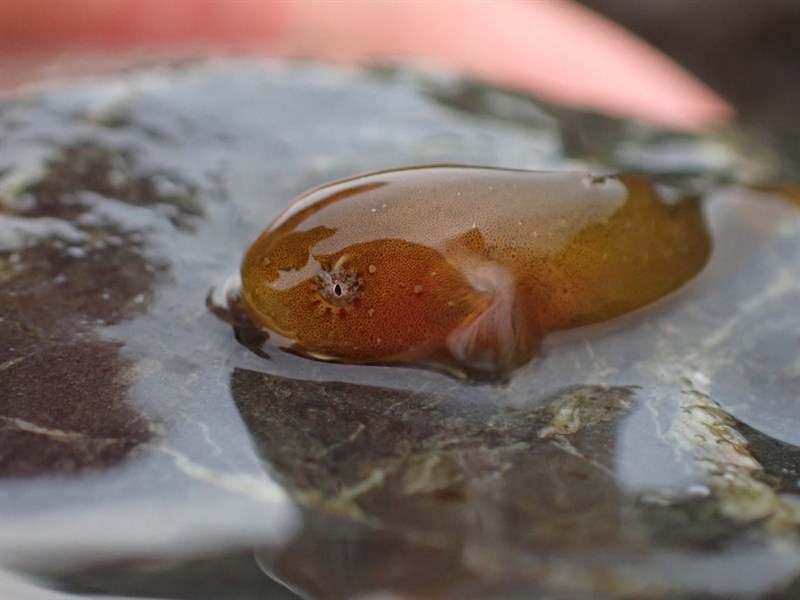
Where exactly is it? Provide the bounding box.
[0,61,798,599]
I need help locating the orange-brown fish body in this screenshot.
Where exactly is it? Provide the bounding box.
[240,166,710,377]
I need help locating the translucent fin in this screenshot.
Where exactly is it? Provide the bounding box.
[445,261,529,374]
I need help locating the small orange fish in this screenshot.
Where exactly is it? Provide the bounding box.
[240,166,710,377]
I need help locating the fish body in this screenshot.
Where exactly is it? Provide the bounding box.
[240,166,710,377]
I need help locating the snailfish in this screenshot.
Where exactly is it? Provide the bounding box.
[240,166,710,377]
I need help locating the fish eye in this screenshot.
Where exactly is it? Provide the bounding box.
[317,266,362,306]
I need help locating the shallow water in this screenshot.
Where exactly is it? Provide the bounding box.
[0,61,798,600]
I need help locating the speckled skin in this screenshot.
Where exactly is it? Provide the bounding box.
[241,166,710,376]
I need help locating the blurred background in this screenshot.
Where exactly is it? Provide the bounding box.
[2,0,797,132]
[582,0,800,127]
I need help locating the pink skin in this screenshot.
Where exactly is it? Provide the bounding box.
[0,0,731,130]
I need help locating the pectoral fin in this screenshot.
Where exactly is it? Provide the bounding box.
[445,261,534,375]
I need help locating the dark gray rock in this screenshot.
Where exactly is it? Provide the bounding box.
[0,61,797,600]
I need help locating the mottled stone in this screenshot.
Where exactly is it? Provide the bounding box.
[237,373,799,599]
[0,61,797,600]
